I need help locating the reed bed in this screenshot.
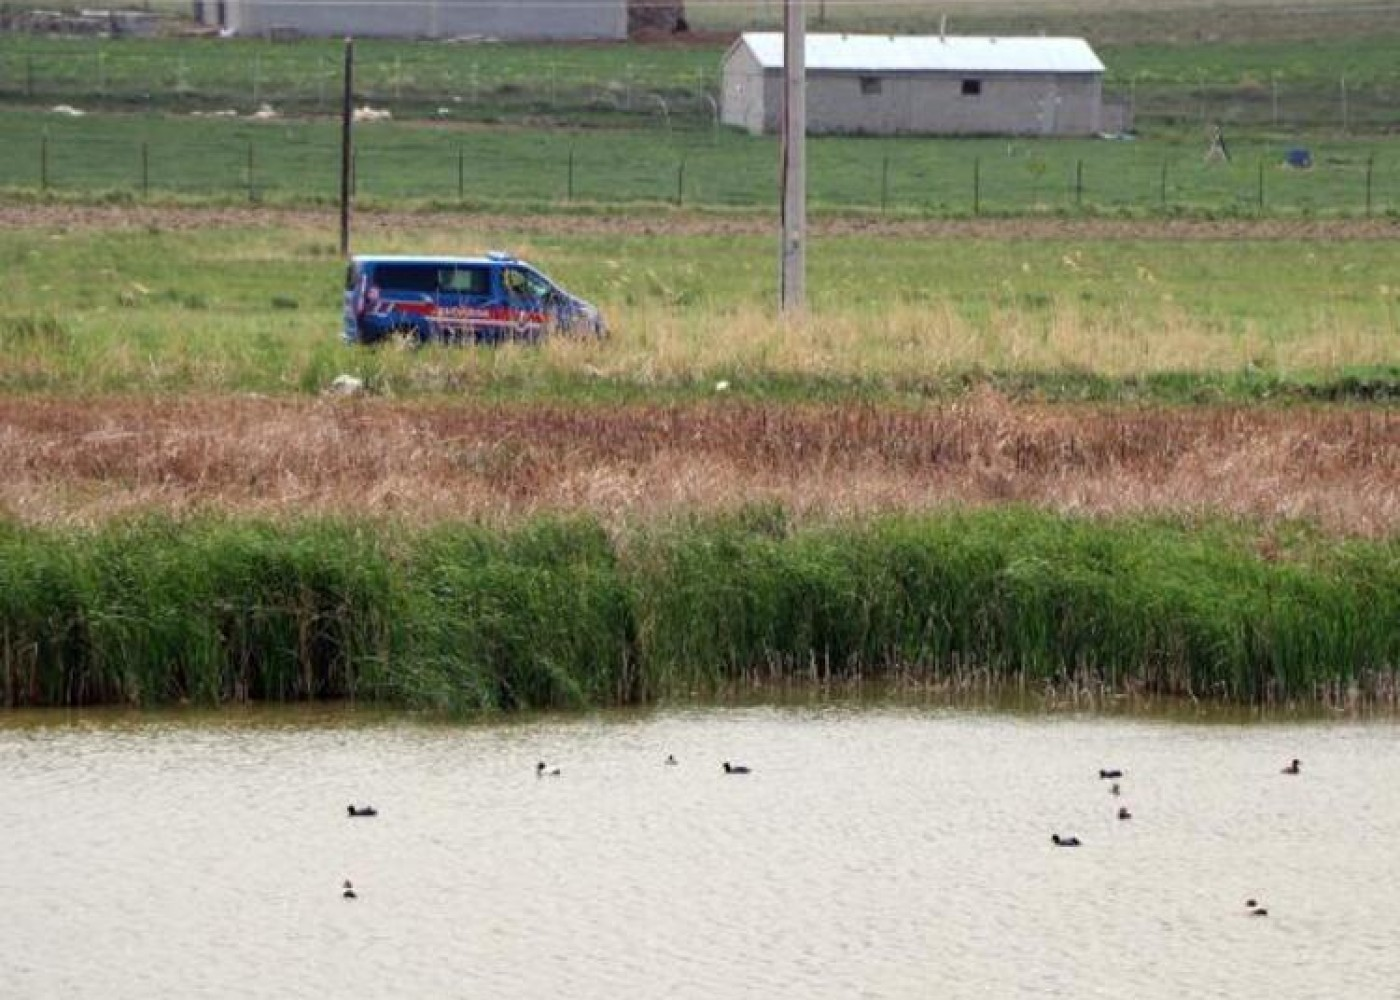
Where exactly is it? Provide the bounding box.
[2,394,1398,537]
[1,511,1396,711]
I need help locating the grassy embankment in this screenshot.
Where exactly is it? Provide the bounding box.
[2,219,1397,403]
[1,220,1396,709]
[3,511,1397,711]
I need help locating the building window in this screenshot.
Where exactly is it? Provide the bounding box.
[860,76,883,96]
[961,79,982,96]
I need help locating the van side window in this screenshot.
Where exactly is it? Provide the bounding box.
[373,264,439,293]
[440,266,489,295]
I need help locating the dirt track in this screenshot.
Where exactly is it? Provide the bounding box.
[5,203,1398,241]
[3,393,1396,536]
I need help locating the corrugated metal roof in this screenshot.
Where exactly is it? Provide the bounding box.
[735,33,1105,75]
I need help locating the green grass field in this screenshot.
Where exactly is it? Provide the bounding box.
[1,23,1398,130]
[2,218,1396,401]
[686,0,1400,46]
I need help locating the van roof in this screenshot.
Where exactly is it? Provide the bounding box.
[351,253,520,266]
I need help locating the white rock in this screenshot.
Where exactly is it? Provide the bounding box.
[327,374,365,396]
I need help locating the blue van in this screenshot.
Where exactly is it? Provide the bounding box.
[343,252,604,345]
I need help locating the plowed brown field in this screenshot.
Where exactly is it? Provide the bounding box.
[6,204,1398,241]
[3,394,1396,536]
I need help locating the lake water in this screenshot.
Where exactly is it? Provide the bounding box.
[2,704,1398,999]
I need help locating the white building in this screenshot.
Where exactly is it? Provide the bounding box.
[196,0,627,41]
[721,33,1111,137]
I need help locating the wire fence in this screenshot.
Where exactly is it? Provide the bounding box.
[6,127,1395,216]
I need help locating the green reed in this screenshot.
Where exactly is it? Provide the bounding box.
[0,510,1396,711]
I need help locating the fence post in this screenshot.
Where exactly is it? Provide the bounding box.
[973,157,980,215]
[1075,159,1084,209]
[252,53,261,108]
[1340,75,1349,134]
[1159,158,1168,209]
[40,134,48,190]
[676,158,685,206]
[566,146,574,201]
[97,51,106,99]
[457,145,464,201]
[246,140,255,201]
[26,55,34,99]
[880,154,889,213]
[1256,159,1266,213]
[141,141,149,197]
[1365,154,1374,217]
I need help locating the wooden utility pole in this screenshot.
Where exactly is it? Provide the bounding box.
[780,0,806,313]
[339,37,354,257]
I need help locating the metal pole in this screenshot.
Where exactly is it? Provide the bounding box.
[779,0,806,313]
[339,37,354,257]
[676,158,685,206]
[567,146,574,201]
[40,134,48,190]
[880,154,889,214]
[1075,159,1083,208]
[1257,159,1265,214]
[247,140,255,201]
[973,158,980,215]
[457,145,464,201]
[1365,154,1374,217]
[141,141,149,197]
[1159,158,1168,208]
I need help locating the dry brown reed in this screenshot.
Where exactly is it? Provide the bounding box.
[4,204,1399,242]
[2,392,1397,536]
